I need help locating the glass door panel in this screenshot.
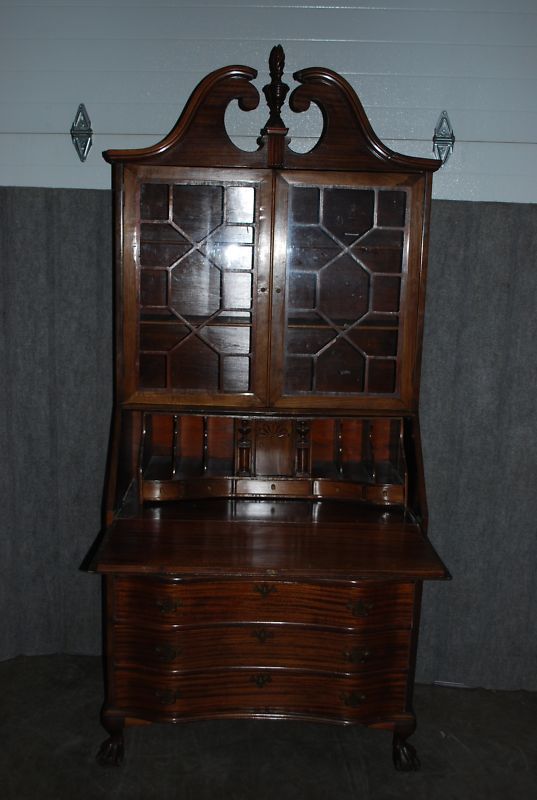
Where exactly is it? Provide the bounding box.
[123,167,272,407]
[270,172,422,410]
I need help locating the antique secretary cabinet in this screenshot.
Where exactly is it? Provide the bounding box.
[90,46,449,771]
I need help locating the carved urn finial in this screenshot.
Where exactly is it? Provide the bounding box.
[261,45,289,133]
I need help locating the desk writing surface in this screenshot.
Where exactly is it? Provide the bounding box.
[92,501,448,580]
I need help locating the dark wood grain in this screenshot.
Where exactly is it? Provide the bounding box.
[104,65,264,169]
[285,66,441,172]
[110,668,408,723]
[93,518,447,580]
[111,577,416,626]
[102,46,441,175]
[112,625,411,674]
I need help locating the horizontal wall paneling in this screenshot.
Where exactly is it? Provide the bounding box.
[0,1,536,199]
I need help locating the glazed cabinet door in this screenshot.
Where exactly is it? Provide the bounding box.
[269,172,428,411]
[121,166,272,408]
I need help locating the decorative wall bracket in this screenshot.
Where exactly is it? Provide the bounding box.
[70,103,93,162]
[433,111,455,164]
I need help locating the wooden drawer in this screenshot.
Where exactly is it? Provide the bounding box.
[113,577,415,629]
[235,479,311,497]
[113,624,411,673]
[111,667,408,722]
[312,481,405,505]
[143,478,234,502]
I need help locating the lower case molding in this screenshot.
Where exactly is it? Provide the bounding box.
[97,698,418,769]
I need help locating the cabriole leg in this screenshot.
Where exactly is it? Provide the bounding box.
[392,722,420,771]
[96,714,125,766]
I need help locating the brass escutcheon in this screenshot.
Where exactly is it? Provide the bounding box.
[343,648,370,664]
[340,691,366,707]
[346,599,374,617]
[253,628,274,644]
[254,583,276,598]
[251,673,272,688]
[154,689,177,705]
[155,644,180,663]
[156,598,182,614]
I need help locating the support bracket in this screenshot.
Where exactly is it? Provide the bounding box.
[71,103,93,162]
[433,110,455,164]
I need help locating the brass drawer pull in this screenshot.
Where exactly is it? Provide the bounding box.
[254,583,277,598]
[253,628,274,644]
[156,598,182,614]
[340,691,366,707]
[154,689,178,706]
[346,599,374,617]
[154,644,181,663]
[251,673,272,688]
[343,647,370,665]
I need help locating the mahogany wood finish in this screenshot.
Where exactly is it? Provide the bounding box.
[112,625,412,673]
[91,46,449,770]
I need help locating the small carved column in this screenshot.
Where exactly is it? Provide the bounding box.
[295,420,311,476]
[236,419,253,475]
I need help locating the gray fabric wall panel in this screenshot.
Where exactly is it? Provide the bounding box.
[418,201,537,690]
[0,187,112,658]
[1,188,536,689]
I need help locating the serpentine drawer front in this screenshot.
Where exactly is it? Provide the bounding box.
[112,625,412,673]
[113,577,415,630]
[108,576,414,726]
[91,45,449,769]
[111,668,409,722]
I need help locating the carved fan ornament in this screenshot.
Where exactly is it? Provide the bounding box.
[257,421,291,440]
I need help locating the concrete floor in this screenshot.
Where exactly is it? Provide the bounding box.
[2,655,536,800]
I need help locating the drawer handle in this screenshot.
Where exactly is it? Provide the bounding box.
[251,673,272,688]
[254,583,277,598]
[154,689,178,706]
[346,599,374,617]
[155,644,181,663]
[340,691,366,708]
[156,598,182,614]
[343,648,370,665]
[253,628,274,644]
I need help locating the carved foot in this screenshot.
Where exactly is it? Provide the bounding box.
[392,733,420,771]
[96,733,124,767]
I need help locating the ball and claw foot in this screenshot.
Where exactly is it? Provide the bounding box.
[96,734,124,767]
[393,733,421,771]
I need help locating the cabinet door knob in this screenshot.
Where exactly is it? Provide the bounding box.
[346,599,374,617]
[156,598,182,614]
[254,583,276,598]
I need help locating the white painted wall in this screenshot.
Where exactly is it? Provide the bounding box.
[1,0,536,201]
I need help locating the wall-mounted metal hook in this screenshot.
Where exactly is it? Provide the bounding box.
[71,103,93,162]
[433,111,455,165]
